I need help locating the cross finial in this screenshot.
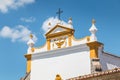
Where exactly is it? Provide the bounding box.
[56,8,63,20]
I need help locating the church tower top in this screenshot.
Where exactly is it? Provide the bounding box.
[89,19,98,42]
[27,34,35,53]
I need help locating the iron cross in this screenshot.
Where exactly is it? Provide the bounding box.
[56,8,63,20]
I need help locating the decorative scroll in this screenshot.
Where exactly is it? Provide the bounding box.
[52,37,67,49]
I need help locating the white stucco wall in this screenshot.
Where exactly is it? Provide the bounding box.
[99,47,120,71]
[34,43,47,53]
[72,37,89,46]
[31,44,91,80]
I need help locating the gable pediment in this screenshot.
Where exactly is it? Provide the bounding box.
[45,25,74,36]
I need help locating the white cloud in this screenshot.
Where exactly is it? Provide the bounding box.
[0,0,35,13]
[20,17,36,23]
[42,17,73,33]
[0,25,37,42]
[42,17,60,32]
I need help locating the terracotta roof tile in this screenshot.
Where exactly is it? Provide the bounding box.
[67,68,120,80]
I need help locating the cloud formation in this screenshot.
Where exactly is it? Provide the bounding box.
[20,17,36,23]
[42,17,73,33]
[0,25,37,42]
[0,0,35,13]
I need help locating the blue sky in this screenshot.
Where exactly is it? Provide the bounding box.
[0,0,120,80]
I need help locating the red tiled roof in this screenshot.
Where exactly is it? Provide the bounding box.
[67,68,120,80]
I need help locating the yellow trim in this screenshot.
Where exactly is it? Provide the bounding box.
[45,25,74,50]
[55,74,62,80]
[47,39,51,50]
[46,30,74,39]
[68,34,72,46]
[86,36,90,42]
[72,36,90,42]
[92,19,96,24]
[30,34,33,39]
[87,41,102,58]
[31,47,35,52]
[25,54,32,73]
[45,24,74,36]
